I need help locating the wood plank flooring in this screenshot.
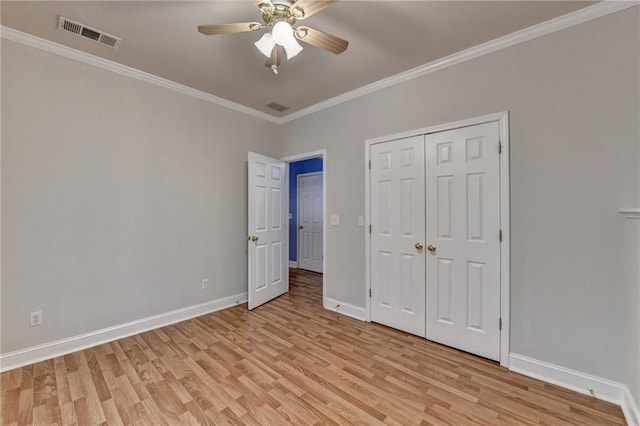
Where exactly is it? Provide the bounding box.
[1,269,626,425]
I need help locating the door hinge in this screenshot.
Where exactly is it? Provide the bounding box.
[369,224,372,234]
[499,317,503,331]
[369,288,372,298]
[498,140,503,154]
[499,229,503,242]
[368,160,371,170]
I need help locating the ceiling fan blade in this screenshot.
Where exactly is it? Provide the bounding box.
[295,26,348,54]
[289,0,335,19]
[265,45,284,67]
[197,22,262,35]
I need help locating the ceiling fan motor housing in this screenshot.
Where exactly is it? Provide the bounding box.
[259,1,300,27]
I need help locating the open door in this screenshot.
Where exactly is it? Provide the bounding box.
[248,152,288,310]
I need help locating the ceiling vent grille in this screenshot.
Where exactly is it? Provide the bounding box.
[266,102,289,112]
[58,16,121,49]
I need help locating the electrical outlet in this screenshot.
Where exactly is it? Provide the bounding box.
[202,279,209,290]
[30,311,42,327]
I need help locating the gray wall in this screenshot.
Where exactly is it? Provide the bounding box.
[1,5,639,412]
[280,8,640,401]
[1,39,280,353]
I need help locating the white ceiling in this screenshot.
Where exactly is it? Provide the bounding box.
[1,1,596,117]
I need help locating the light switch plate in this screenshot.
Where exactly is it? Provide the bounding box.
[330,214,340,225]
[358,216,364,226]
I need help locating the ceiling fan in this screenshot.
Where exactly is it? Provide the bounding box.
[198,0,348,74]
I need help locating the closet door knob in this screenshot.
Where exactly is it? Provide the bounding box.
[251,236,259,242]
[427,244,436,252]
[415,242,424,250]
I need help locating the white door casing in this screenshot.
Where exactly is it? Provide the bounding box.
[298,172,323,273]
[248,152,288,310]
[370,136,426,337]
[425,121,501,361]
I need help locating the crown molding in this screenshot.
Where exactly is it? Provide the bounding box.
[278,1,639,124]
[0,26,281,124]
[2,1,637,126]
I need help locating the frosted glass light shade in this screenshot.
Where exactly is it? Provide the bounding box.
[255,32,275,58]
[272,21,303,59]
[283,38,303,59]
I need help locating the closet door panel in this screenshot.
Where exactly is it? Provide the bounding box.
[425,122,501,361]
[370,136,426,337]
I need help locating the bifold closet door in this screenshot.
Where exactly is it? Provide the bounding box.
[370,136,426,337]
[425,122,501,361]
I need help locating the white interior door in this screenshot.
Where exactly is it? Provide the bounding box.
[370,136,426,337]
[298,172,323,273]
[248,152,288,310]
[425,122,501,360]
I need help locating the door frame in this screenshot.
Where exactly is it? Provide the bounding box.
[297,171,324,273]
[281,150,327,305]
[364,111,511,367]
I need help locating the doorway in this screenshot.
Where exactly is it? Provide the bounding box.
[247,150,326,310]
[283,151,326,306]
[288,159,323,272]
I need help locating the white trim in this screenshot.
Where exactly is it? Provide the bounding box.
[0,292,248,373]
[281,150,327,162]
[288,261,298,268]
[2,2,637,125]
[365,112,509,146]
[497,112,511,368]
[623,386,640,426]
[619,208,640,219]
[510,353,639,426]
[279,1,638,123]
[364,111,511,367]
[0,26,279,124]
[281,150,327,305]
[324,298,366,321]
[364,141,372,323]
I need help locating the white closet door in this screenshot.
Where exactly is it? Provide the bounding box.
[425,122,501,361]
[370,136,426,337]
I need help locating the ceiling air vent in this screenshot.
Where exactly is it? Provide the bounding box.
[266,102,289,112]
[58,16,121,49]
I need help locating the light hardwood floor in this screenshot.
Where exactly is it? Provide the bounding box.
[1,269,626,425]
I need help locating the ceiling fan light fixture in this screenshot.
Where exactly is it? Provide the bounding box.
[272,21,303,59]
[283,39,303,59]
[200,0,345,72]
[255,32,275,57]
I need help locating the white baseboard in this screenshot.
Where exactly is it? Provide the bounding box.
[510,353,639,426]
[623,386,640,426]
[288,261,298,268]
[0,292,248,372]
[324,297,366,321]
